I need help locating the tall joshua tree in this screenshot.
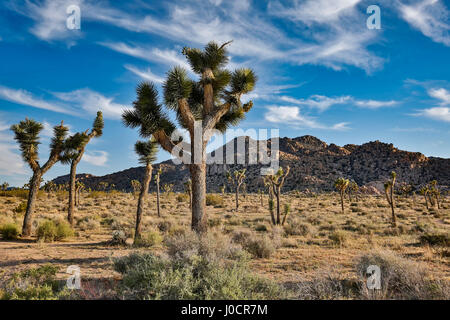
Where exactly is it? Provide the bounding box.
[226,169,246,212]
[384,171,397,226]
[122,41,256,233]
[334,178,349,213]
[62,112,104,226]
[265,166,290,225]
[133,140,158,242]
[11,119,68,236]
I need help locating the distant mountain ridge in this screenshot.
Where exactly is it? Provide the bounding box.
[53,135,450,193]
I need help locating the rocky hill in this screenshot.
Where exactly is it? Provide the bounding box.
[53,135,450,193]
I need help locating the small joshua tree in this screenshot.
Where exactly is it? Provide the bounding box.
[1,182,9,191]
[384,171,397,227]
[220,184,225,196]
[265,166,290,225]
[11,119,68,236]
[98,181,109,192]
[226,169,246,212]
[162,183,174,194]
[334,178,349,213]
[347,180,359,202]
[398,182,413,198]
[62,111,104,226]
[184,179,192,209]
[419,186,429,209]
[429,180,440,210]
[132,140,158,242]
[131,180,141,199]
[154,168,162,217]
[75,181,85,207]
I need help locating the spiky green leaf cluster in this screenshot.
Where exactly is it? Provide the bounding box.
[123,82,175,137]
[50,122,69,154]
[135,139,158,165]
[182,41,230,74]
[93,111,104,136]
[10,119,43,165]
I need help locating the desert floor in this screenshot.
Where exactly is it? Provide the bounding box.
[0,191,449,294]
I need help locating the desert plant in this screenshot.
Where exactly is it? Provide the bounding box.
[1,182,9,191]
[334,178,349,213]
[206,194,224,207]
[384,171,397,226]
[265,166,290,225]
[428,180,441,209]
[226,169,246,212]
[11,119,69,236]
[62,112,103,226]
[37,220,73,242]
[122,41,256,233]
[154,168,162,217]
[130,180,141,199]
[347,180,359,202]
[184,179,192,209]
[0,223,20,240]
[75,181,85,207]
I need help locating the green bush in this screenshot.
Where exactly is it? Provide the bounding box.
[37,220,74,242]
[244,235,276,259]
[114,233,287,299]
[176,194,188,203]
[206,194,224,207]
[284,219,312,236]
[0,223,20,240]
[0,265,62,300]
[134,230,163,247]
[13,202,27,214]
[0,189,29,199]
[329,230,347,247]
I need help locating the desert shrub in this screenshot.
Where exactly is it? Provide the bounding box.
[255,224,268,232]
[134,230,163,247]
[110,230,127,245]
[244,235,276,259]
[231,230,252,246]
[13,201,27,214]
[356,250,449,299]
[0,265,64,300]
[419,232,449,247]
[208,218,221,228]
[0,189,29,199]
[284,219,312,236]
[157,220,172,233]
[77,217,100,231]
[328,230,348,247]
[206,194,224,207]
[113,233,286,300]
[0,223,19,240]
[37,220,74,242]
[176,194,188,203]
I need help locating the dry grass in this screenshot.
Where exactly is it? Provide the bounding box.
[0,190,448,299]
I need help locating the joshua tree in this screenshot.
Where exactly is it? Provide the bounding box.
[265,166,290,225]
[263,176,275,224]
[11,119,68,236]
[122,41,256,233]
[398,182,413,198]
[226,169,246,212]
[220,184,225,196]
[43,181,57,193]
[1,182,9,191]
[133,140,158,242]
[347,180,359,202]
[420,186,430,209]
[384,171,397,227]
[429,180,440,209]
[75,181,85,207]
[62,112,104,226]
[184,179,192,209]
[131,180,141,198]
[154,168,162,217]
[162,183,174,194]
[334,178,349,213]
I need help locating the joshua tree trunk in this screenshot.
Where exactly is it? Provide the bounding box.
[235,187,239,211]
[156,177,161,218]
[260,191,263,206]
[340,191,345,213]
[22,172,42,236]
[190,163,207,233]
[390,185,396,226]
[188,189,192,210]
[68,161,77,226]
[134,163,152,242]
[275,186,281,224]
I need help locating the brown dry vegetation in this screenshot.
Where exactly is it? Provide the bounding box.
[0,190,449,299]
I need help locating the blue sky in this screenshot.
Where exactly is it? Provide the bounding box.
[0,0,449,187]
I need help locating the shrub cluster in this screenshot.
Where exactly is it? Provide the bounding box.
[0,223,20,240]
[36,220,74,242]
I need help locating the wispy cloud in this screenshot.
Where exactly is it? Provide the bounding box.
[416,107,450,122]
[52,88,126,119]
[428,87,450,104]
[280,94,399,111]
[396,0,450,46]
[82,151,108,166]
[0,85,74,115]
[124,64,164,83]
[0,121,26,176]
[264,105,350,130]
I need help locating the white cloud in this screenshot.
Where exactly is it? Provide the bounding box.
[124,65,164,83]
[418,107,450,122]
[280,94,398,111]
[52,88,126,119]
[0,121,26,176]
[428,87,450,104]
[264,105,350,130]
[397,0,450,46]
[0,85,74,115]
[82,151,108,166]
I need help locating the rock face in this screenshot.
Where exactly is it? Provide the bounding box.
[53,136,450,193]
